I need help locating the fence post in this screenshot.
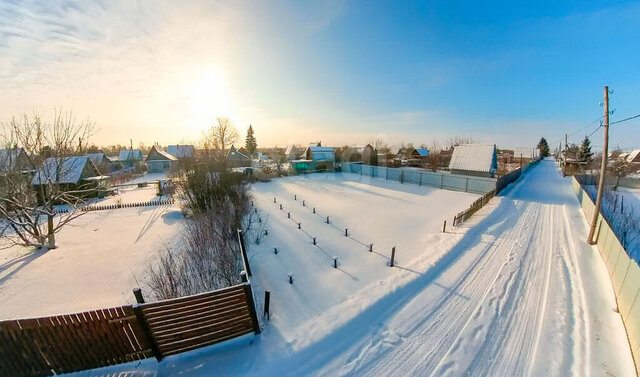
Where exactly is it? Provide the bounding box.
[419,173,422,186]
[264,291,271,320]
[465,178,469,192]
[442,220,446,233]
[386,167,388,180]
[133,288,145,304]
[241,272,261,334]
[390,247,396,267]
[400,171,404,184]
[440,174,444,189]
[237,229,252,276]
[132,304,163,361]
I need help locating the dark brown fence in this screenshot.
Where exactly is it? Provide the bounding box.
[452,189,496,226]
[55,199,175,214]
[0,282,260,377]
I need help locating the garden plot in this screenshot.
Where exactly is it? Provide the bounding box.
[246,172,480,345]
[0,187,183,319]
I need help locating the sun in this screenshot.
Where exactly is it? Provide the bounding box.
[187,70,237,130]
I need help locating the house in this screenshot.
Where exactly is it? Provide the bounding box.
[118,149,144,169]
[86,153,117,174]
[31,156,109,202]
[304,144,335,170]
[227,145,252,168]
[167,145,195,159]
[449,144,498,177]
[626,149,640,164]
[285,145,305,160]
[362,144,378,165]
[145,145,178,173]
[0,147,29,174]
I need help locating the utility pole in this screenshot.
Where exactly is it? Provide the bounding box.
[563,134,567,176]
[588,86,609,244]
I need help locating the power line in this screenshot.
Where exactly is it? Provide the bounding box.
[610,113,640,125]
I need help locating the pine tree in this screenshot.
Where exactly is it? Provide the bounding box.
[537,137,550,157]
[578,136,593,163]
[245,125,257,157]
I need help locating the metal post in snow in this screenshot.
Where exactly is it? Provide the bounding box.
[333,256,338,268]
[133,288,145,304]
[442,220,446,233]
[390,247,396,267]
[264,291,271,320]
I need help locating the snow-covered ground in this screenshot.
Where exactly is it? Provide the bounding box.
[0,189,183,319]
[68,161,635,376]
[617,187,640,214]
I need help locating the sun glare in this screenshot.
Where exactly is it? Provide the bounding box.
[187,70,236,131]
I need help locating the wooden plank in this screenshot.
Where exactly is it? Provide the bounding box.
[33,317,68,374]
[56,315,88,372]
[144,294,248,323]
[154,314,252,344]
[141,285,245,310]
[151,302,250,334]
[121,306,153,358]
[158,320,253,354]
[147,299,249,329]
[142,291,244,316]
[68,313,102,368]
[82,311,115,365]
[161,328,254,357]
[102,308,134,362]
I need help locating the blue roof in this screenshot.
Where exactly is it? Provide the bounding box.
[414,148,429,157]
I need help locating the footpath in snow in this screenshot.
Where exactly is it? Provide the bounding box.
[70,160,635,377]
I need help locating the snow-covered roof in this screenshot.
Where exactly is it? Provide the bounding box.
[32,156,98,185]
[512,147,539,159]
[449,144,497,173]
[227,145,251,160]
[626,149,640,163]
[308,146,334,153]
[86,152,110,165]
[118,149,143,161]
[167,145,195,158]
[146,146,178,161]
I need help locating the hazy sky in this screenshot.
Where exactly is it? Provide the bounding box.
[1,0,639,150]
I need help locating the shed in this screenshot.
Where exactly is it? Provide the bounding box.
[118,149,144,170]
[32,156,109,202]
[411,148,429,158]
[304,146,335,170]
[626,149,640,164]
[449,144,498,177]
[145,145,178,173]
[362,144,378,165]
[167,145,195,159]
[86,153,117,174]
[285,145,305,160]
[227,145,252,167]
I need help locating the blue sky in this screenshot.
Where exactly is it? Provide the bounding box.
[1,0,639,150]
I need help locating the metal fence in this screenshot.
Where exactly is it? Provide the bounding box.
[342,163,496,194]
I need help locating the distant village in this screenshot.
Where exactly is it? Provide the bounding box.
[2,135,639,202]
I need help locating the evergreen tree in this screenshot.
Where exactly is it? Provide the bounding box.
[245,125,257,157]
[537,137,550,157]
[578,136,593,163]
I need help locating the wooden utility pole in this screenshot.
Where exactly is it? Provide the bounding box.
[588,86,609,244]
[563,134,567,176]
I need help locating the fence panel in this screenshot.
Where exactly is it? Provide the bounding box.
[140,284,258,358]
[0,305,152,377]
[571,177,640,375]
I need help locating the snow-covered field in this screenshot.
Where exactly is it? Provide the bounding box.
[0,188,183,319]
[65,162,636,376]
[617,187,640,214]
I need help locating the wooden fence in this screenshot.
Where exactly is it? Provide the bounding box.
[452,189,496,226]
[452,158,542,226]
[55,198,175,214]
[0,281,260,377]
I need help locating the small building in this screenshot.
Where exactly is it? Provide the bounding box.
[626,149,640,164]
[285,145,305,161]
[0,147,30,174]
[449,144,498,177]
[118,149,144,169]
[362,144,378,165]
[167,145,195,159]
[227,145,252,168]
[86,153,117,174]
[31,156,109,202]
[145,145,178,173]
[304,145,335,170]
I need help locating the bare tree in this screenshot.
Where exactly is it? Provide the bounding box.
[0,110,95,249]
[206,117,239,153]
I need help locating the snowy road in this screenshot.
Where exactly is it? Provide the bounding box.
[303,159,635,376]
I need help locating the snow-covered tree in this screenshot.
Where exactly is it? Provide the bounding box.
[579,136,593,163]
[537,137,550,157]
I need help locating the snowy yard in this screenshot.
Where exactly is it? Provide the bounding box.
[70,161,636,377]
[0,186,183,319]
[617,187,640,214]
